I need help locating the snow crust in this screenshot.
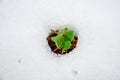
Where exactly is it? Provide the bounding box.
[0,0,120,80]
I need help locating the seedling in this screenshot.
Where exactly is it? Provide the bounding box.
[47,28,78,54]
[51,28,74,54]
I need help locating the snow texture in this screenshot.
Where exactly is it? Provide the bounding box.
[0,0,120,80]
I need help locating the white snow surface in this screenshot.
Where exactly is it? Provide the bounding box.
[0,0,120,80]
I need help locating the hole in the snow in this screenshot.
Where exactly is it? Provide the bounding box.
[47,27,78,55]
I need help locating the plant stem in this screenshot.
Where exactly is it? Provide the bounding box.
[61,50,65,54]
[51,29,58,34]
[53,48,59,52]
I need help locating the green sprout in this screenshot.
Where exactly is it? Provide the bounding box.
[51,28,74,53]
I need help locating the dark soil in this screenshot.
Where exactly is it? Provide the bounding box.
[47,30,78,55]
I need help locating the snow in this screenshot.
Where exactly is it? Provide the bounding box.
[0,0,120,80]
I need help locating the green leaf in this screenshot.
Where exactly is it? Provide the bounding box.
[51,34,64,48]
[65,30,74,41]
[51,28,74,51]
[62,41,71,51]
[58,28,67,34]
